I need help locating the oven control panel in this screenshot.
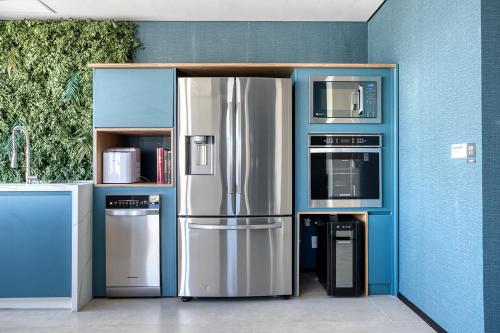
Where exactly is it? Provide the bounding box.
[309,134,382,147]
[106,195,160,209]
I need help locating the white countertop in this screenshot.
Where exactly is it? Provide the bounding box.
[0,181,93,191]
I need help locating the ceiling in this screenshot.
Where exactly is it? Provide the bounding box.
[0,0,384,21]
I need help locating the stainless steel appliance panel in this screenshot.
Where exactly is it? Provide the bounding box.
[178,216,292,297]
[105,209,160,296]
[235,78,293,216]
[177,77,235,216]
[335,233,354,288]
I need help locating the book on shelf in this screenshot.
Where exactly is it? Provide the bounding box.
[157,147,172,184]
[164,148,172,184]
[156,147,164,184]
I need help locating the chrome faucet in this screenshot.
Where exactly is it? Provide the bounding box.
[10,126,37,184]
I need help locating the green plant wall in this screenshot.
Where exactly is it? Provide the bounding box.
[0,20,140,182]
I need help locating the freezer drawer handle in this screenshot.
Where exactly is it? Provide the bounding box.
[188,222,282,230]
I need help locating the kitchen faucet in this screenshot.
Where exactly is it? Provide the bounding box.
[10,125,37,184]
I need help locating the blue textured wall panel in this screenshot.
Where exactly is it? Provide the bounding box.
[369,1,484,331]
[133,22,367,63]
[0,192,72,297]
[481,1,500,332]
[93,187,177,297]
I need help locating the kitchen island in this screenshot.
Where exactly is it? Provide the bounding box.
[0,182,92,311]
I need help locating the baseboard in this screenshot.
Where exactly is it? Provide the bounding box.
[0,297,72,309]
[397,293,447,333]
[368,283,391,295]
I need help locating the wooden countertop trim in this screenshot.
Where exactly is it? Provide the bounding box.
[87,63,396,69]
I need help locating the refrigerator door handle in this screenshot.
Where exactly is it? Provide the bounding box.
[235,78,244,215]
[188,222,282,230]
[226,79,236,215]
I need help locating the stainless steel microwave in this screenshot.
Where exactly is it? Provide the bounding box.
[308,133,382,208]
[309,76,382,124]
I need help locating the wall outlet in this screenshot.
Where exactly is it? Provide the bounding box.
[311,236,318,249]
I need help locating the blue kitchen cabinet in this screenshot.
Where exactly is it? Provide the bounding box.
[92,186,177,297]
[293,67,398,295]
[293,67,397,213]
[93,69,175,128]
[368,214,393,295]
[0,192,72,297]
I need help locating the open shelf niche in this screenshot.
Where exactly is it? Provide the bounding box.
[93,128,174,187]
[295,211,368,297]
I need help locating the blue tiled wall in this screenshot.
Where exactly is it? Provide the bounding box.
[133,22,367,63]
[369,1,484,332]
[481,1,500,332]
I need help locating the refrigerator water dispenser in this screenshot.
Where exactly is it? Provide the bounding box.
[187,135,214,175]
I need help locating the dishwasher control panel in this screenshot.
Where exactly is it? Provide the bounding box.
[106,195,160,209]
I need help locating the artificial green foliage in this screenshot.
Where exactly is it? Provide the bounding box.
[0,20,140,182]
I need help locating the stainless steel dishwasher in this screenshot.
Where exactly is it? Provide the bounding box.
[105,195,161,297]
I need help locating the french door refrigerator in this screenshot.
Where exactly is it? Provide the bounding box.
[177,77,292,297]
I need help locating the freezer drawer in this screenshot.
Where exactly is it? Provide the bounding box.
[178,216,292,297]
[105,210,160,297]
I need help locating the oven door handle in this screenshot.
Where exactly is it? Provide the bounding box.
[309,147,381,153]
[188,223,282,230]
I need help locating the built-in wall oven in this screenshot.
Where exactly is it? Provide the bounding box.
[309,134,382,208]
[309,76,381,124]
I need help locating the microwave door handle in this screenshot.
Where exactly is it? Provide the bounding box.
[358,85,364,115]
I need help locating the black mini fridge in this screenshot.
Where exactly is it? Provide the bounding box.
[317,217,364,297]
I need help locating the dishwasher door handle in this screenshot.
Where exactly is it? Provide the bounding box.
[188,222,282,230]
[105,209,160,217]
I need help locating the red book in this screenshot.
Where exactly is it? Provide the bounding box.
[156,148,164,184]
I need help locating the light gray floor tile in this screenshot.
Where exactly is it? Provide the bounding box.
[0,309,58,328]
[252,321,436,333]
[0,276,434,333]
[369,296,424,322]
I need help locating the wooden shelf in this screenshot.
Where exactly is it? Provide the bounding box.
[93,128,175,186]
[87,63,397,78]
[87,63,397,69]
[95,182,173,188]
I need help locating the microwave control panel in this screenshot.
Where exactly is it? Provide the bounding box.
[309,134,382,147]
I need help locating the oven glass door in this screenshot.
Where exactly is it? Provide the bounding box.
[309,148,381,207]
[313,81,362,119]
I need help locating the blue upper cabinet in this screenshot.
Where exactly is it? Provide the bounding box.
[93,69,175,128]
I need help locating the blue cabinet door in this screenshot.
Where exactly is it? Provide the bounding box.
[0,192,72,297]
[368,214,393,295]
[93,186,177,297]
[93,69,175,128]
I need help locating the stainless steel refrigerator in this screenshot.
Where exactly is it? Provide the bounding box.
[177,77,292,298]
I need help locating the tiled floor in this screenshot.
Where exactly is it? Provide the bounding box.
[0,275,435,333]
